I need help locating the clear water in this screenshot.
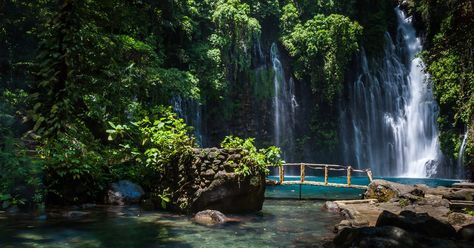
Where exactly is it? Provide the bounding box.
[0,200,340,248]
[266,176,461,199]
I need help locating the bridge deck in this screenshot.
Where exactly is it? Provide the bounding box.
[275,163,372,190]
[280,180,368,190]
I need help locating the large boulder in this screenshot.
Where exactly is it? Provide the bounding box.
[190,171,265,213]
[159,148,266,213]
[443,189,474,201]
[364,180,425,202]
[334,219,370,233]
[107,180,144,205]
[333,211,466,248]
[376,210,456,238]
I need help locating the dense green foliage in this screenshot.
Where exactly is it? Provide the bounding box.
[106,106,196,208]
[220,136,282,175]
[0,0,415,209]
[1,0,472,209]
[0,90,43,209]
[281,8,362,102]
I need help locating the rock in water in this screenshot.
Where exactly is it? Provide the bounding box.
[365,179,426,202]
[190,171,265,213]
[107,180,144,205]
[193,210,227,225]
[376,210,456,238]
[323,201,340,212]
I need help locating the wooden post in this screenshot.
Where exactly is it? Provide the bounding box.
[279,165,284,183]
[347,166,352,185]
[367,169,373,182]
[324,165,328,185]
[300,163,305,183]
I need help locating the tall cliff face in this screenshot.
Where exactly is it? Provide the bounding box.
[174,1,469,178]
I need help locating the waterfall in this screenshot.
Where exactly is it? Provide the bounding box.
[340,7,442,177]
[457,129,469,178]
[171,96,204,146]
[271,42,297,162]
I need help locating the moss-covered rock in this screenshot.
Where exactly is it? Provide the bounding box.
[152,148,266,214]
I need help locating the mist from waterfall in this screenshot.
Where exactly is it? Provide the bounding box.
[340,7,442,177]
[271,42,298,162]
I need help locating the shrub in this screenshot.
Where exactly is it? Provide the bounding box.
[107,106,196,207]
[37,127,108,205]
[0,89,43,209]
[220,136,282,176]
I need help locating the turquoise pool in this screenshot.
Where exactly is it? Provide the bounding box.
[265,176,461,200]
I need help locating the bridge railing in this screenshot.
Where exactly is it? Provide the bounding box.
[277,163,373,189]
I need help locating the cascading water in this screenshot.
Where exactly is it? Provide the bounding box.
[171,96,204,146]
[271,43,298,162]
[457,129,469,178]
[340,7,442,177]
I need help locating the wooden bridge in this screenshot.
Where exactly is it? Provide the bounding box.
[277,163,373,190]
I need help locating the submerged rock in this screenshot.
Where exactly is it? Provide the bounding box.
[323,201,340,213]
[107,180,144,205]
[193,210,227,225]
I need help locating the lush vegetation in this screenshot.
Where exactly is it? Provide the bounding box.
[0,0,472,209]
[220,136,282,175]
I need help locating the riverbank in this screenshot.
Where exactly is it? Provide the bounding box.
[328,180,474,230]
[326,180,474,247]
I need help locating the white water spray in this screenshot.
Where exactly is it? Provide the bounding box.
[271,42,297,160]
[340,7,442,177]
[457,129,469,178]
[171,96,203,146]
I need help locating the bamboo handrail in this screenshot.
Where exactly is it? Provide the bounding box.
[275,163,373,189]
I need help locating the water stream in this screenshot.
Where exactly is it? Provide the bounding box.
[271,43,298,162]
[340,7,442,177]
[171,96,204,146]
[457,129,469,178]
